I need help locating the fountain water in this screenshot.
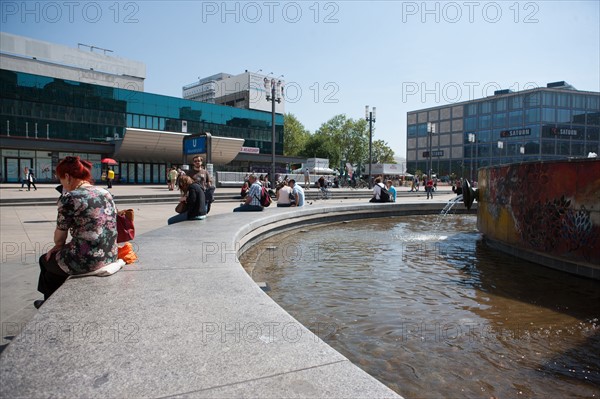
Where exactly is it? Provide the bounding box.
[433,194,464,229]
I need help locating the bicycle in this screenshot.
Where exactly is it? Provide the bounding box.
[353,179,369,189]
[317,183,332,200]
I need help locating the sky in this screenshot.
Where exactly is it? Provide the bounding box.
[1,1,599,158]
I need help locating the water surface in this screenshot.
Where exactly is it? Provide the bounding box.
[241,215,600,398]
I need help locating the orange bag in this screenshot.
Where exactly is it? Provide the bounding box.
[118,242,138,264]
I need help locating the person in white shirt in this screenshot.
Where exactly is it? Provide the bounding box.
[370,176,388,203]
[289,179,305,207]
[303,168,310,190]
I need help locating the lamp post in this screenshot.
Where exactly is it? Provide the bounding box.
[497,140,504,164]
[427,122,436,179]
[264,75,283,182]
[468,133,476,182]
[365,106,376,188]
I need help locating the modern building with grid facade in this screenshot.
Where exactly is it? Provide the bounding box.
[406,82,600,181]
[0,33,284,184]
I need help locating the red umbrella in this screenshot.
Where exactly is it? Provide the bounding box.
[101,158,118,165]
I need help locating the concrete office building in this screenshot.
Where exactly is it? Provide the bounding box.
[406,82,600,180]
[0,33,284,184]
[183,71,285,114]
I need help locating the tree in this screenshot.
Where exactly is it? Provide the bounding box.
[372,139,396,163]
[283,113,310,156]
[291,113,395,171]
[304,114,369,168]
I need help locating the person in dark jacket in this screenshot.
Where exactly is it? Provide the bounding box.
[168,175,207,225]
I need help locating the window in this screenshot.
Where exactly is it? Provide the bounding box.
[479,102,492,114]
[542,140,556,156]
[478,130,491,142]
[588,112,600,126]
[509,111,523,127]
[466,104,477,116]
[510,96,523,110]
[542,92,554,106]
[588,95,599,110]
[494,99,507,112]
[524,92,540,107]
[525,108,540,124]
[493,113,506,127]
[572,110,586,124]
[573,95,585,109]
[556,109,571,123]
[542,108,555,123]
[556,93,570,107]
[478,115,491,129]
[408,125,417,137]
[465,117,477,131]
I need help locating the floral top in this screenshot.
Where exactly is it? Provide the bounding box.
[55,186,118,275]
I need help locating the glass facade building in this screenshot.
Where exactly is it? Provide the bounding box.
[406,84,600,181]
[0,70,283,183]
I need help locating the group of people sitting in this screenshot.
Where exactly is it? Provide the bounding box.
[34,161,408,310]
[237,173,305,211]
[369,176,397,203]
[168,155,215,225]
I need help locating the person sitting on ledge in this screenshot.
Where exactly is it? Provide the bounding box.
[276,181,293,207]
[288,179,305,207]
[370,176,387,203]
[386,179,397,202]
[35,156,118,309]
[240,181,250,198]
[233,174,264,212]
[168,175,207,224]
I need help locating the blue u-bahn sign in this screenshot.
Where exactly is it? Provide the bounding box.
[183,136,206,155]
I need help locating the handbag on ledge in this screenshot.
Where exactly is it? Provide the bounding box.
[175,201,188,214]
[116,209,135,243]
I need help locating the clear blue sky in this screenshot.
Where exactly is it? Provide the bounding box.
[2,1,599,158]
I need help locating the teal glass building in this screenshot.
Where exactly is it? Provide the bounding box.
[0,69,284,183]
[406,83,600,181]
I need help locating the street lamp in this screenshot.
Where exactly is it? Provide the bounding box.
[497,140,504,164]
[264,75,283,182]
[427,122,436,179]
[365,106,376,188]
[468,133,476,182]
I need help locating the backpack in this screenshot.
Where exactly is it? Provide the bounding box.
[379,183,391,202]
[256,186,272,207]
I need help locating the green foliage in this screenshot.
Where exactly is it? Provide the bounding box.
[300,114,371,168]
[283,114,310,156]
[372,139,396,163]
[285,113,395,169]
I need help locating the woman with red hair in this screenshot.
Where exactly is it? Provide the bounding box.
[35,156,118,308]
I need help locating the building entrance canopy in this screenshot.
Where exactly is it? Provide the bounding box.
[115,128,244,164]
[182,133,244,165]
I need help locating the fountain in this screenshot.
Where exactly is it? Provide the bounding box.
[462,158,600,279]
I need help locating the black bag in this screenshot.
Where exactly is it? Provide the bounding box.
[379,184,391,202]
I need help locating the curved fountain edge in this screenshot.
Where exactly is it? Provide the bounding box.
[0,201,475,398]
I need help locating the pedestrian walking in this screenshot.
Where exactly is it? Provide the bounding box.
[20,166,29,191]
[27,168,37,191]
